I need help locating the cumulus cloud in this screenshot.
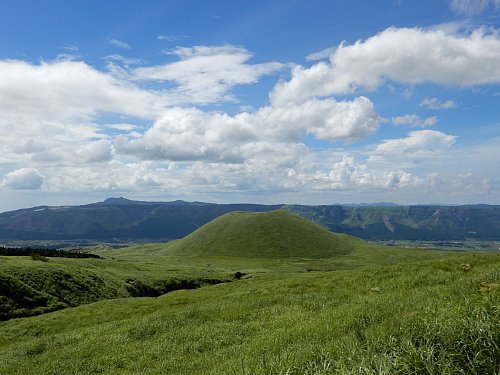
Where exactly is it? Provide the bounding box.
[370,130,457,163]
[309,155,427,190]
[115,96,380,162]
[391,114,438,127]
[0,59,163,122]
[0,59,172,169]
[134,45,283,104]
[77,140,113,163]
[270,26,500,105]
[450,0,500,15]
[420,97,457,110]
[1,168,44,190]
[265,97,380,143]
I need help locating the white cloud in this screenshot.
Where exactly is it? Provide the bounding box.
[109,38,131,49]
[0,59,169,170]
[482,177,491,192]
[310,155,427,190]
[391,114,438,127]
[103,54,143,66]
[370,130,457,163]
[0,59,163,122]
[420,97,457,110]
[134,45,283,104]
[306,46,337,61]
[450,0,500,15]
[451,172,476,191]
[270,26,500,105]
[115,96,380,162]
[259,96,379,143]
[63,45,79,52]
[157,35,187,42]
[107,123,140,131]
[77,140,113,163]
[1,168,44,190]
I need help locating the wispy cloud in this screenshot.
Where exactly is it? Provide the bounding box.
[420,97,457,110]
[450,0,500,16]
[305,46,336,61]
[109,38,131,49]
[134,45,284,104]
[63,45,79,52]
[392,114,438,127]
[157,34,188,42]
[103,54,144,66]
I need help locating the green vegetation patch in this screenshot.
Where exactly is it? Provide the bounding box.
[0,256,231,320]
[0,273,65,320]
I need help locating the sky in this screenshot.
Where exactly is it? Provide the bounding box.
[0,0,499,211]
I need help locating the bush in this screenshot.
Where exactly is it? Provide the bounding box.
[30,253,49,262]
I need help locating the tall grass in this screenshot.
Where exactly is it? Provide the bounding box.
[0,253,498,374]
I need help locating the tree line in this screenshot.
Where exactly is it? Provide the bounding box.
[0,246,101,259]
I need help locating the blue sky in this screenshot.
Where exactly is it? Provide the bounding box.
[0,0,499,211]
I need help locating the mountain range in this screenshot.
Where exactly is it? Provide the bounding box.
[0,197,499,241]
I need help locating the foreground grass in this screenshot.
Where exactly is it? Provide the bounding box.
[0,253,498,374]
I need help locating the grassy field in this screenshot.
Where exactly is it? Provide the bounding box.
[0,211,499,374]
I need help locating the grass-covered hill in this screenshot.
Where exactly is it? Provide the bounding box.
[1,198,499,241]
[163,210,369,258]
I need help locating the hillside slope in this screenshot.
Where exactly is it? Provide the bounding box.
[0,256,230,320]
[0,253,498,374]
[164,210,367,258]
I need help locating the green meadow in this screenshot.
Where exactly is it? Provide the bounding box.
[0,211,499,374]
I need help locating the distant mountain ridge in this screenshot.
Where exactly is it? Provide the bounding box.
[0,198,499,241]
[94,197,214,206]
[285,204,500,241]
